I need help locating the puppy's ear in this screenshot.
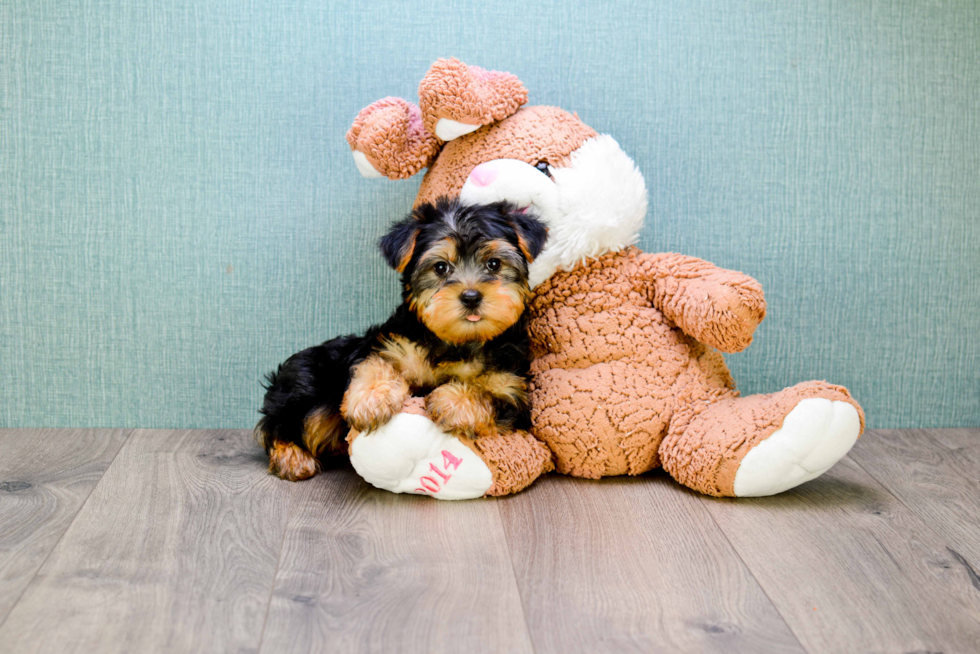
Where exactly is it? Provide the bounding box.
[378,218,421,273]
[507,211,549,263]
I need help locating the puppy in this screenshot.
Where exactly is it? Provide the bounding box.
[255,197,548,481]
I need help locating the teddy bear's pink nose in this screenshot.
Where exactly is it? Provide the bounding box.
[469,163,499,188]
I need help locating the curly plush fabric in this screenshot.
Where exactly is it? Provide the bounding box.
[661,381,865,496]
[418,58,528,139]
[465,431,555,496]
[416,106,596,206]
[346,97,440,179]
[526,248,741,478]
[524,248,864,492]
[641,252,767,353]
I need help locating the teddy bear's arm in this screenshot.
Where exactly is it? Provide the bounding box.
[347,397,553,499]
[634,252,766,353]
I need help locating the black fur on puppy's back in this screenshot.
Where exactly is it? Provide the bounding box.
[256,334,370,456]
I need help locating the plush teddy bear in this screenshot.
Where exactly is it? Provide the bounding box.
[343,58,865,499]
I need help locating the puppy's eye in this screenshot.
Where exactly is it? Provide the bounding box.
[486,258,501,272]
[534,161,552,178]
[433,262,449,276]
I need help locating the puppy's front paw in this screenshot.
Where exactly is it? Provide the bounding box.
[425,383,496,438]
[342,357,410,432]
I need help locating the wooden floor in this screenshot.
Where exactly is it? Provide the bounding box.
[0,429,978,653]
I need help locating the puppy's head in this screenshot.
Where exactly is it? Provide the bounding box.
[379,197,547,344]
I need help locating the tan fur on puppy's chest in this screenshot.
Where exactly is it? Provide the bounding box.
[378,336,526,404]
[378,336,437,388]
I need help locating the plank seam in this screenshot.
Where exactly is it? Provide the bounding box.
[0,428,134,632]
[696,490,812,653]
[910,429,979,486]
[494,499,540,654]
[255,473,298,654]
[846,430,978,519]
[846,433,980,593]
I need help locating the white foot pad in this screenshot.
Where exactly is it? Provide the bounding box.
[349,413,492,500]
[733,398,861,497]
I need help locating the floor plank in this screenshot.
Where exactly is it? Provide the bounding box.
[497,473,804,654]
[849,429,980,564]
[924,428,980,478]
[0,428,129,626]
[3,428,978,653]
[260,465,534,654]
[0,429,293,654]
[703,455,980,653]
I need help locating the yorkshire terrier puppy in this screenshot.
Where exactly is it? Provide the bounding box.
[256,197,548,481]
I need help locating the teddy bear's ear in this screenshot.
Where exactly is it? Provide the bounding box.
[419,58,528,142]
[346,97,441,180]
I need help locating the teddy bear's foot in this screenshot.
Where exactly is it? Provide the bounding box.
[661,381,865,497]
[347,398,553,499]
[348,411,494,500]
[732,397,861,496]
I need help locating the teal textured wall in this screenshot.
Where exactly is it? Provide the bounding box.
[2,1,978,429]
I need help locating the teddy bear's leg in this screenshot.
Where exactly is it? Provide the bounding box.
[347,398,553,499]
[660,381,865,497]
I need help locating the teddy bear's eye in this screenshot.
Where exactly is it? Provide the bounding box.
[534,161,552,178]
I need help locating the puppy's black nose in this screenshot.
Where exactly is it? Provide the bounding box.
[460,289,483,309]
